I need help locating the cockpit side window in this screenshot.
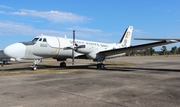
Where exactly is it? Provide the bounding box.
[32,38,39,43]
[43,38,47,42]
[39,38,42,41]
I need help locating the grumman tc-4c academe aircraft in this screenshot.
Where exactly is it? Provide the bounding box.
[3,26,180,70]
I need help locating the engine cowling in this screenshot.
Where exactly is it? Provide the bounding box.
[86,51,105,62]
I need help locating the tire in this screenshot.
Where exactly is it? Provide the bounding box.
[3,61,7,65]
[97,63,105,69]
[60,62,66,67]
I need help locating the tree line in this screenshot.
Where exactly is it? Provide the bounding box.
[129,46,180,56]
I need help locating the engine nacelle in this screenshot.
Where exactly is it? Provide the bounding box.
[86,51,105,62]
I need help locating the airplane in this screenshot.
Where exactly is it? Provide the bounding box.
[0,49,16,64]
[3,26,180,70]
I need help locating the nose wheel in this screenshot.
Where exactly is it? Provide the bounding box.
[97,63,105,69]
[32,67,37,70]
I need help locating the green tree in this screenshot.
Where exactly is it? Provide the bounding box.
[145,48,155,56]
[161,46,167,55]
[177,47,180,54]
[171,46,177,54]
[149,47,155,55]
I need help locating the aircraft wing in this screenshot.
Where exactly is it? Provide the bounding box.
[134,38,180,41]
[99,40,177,56]
[75,54,88,59]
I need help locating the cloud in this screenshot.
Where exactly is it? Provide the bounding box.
[0,5,13,9]
[0,11,6,14]
[134,28,149,35]
[11,9,91,23]
[0,21,67,36]
[0,20,121,43]
[66,26,102,33]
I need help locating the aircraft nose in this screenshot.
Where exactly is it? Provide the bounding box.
[4,43,26,58]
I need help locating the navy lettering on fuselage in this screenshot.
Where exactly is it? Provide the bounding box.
[69,40,110,47]
[100,44,108,47]
[69,40,85,44]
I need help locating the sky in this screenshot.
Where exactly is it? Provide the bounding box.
[0,0,180,51]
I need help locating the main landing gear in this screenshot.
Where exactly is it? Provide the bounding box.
[97,63,105,69]
[60,61,105,69]
[60,62,66,67]
[3,61,8,65]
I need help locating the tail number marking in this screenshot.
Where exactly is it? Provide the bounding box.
[40,43,47,47]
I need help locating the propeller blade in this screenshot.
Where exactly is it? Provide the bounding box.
[72,30,75,66]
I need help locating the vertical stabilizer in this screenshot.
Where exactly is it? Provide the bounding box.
[119,26,133,48]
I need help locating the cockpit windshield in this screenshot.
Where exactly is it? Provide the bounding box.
[32,38,39,43]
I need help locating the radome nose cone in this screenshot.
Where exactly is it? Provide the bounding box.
[4,43,26,58]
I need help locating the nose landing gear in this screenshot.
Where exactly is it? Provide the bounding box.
[31,59,41,70]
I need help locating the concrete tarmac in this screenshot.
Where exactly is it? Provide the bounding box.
[0,56,180,107]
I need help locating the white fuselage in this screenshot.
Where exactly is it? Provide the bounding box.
[4,35,127,61]
[4,26,133,62]
[32,35,126,60]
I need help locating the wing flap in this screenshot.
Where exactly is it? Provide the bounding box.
[99,40,175,56]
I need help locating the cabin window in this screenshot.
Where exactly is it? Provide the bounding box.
[43,38,47,42]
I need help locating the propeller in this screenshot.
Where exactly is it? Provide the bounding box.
[72,30,75,66]
[63,30,86,65]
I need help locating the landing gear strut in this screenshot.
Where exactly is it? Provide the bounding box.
[60,62,66,67]
[31,59,41,70]
[97,63,105,69]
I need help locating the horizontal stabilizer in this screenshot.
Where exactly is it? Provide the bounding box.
[134,38,180,42]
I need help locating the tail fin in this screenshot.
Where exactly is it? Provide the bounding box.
[119,26,133,48]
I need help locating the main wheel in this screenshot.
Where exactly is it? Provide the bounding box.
[60,62,66,67]
[97,63,105,69]
[100,63,105,69]
[3,61,8,65]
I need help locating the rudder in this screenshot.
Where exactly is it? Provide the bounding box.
[119,26,133,48]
